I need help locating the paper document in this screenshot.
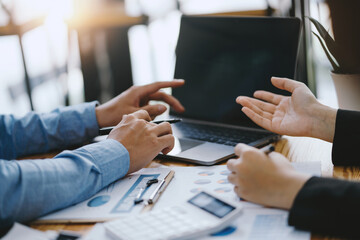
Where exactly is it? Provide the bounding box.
[37,168,173,223]
[199,208,310,240]
[152,163,319,240]
[155,162,321,210]
[82,161,317,240]
[2,223,57,240]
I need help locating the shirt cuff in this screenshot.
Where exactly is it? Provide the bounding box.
[76,101,100,139]
[80,139,130,187]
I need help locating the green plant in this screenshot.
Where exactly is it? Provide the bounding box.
[308,17,357,74]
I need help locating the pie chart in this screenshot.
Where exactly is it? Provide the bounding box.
[87,195,111,207]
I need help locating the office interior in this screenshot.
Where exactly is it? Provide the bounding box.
[0,0,343,116]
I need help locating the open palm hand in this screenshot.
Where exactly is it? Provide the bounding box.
[237,77,336,142]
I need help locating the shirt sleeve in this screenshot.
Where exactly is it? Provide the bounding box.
[288,176,360,238]
[0,139,130,230]
[0,102,100,159]
[332,109,360,166]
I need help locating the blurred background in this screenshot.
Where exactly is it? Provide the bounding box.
[0,0,343,115]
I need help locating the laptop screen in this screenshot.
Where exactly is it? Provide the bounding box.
[171,16,300,128]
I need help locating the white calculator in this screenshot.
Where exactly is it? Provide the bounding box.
[104,191,243,240]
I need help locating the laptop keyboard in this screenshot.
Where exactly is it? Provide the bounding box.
[175,122,274,146]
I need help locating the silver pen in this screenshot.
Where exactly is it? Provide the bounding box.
[147,179,165,205]
[99,119,182,136]
[260,144,275,155]
[134,179,158,205]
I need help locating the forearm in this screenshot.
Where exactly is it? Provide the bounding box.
[0,102,99,159]
[332,109,360,165]
[0,139,129,229]
[289,176,360,238]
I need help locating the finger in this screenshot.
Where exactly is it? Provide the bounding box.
[141,104,167,119]
[234,143,258,157]
[158,134,175,155]
[237,97,274,120]
[253,91,284,105]
[271,77,303,93]
[241,107,272,130]
[138,79,185,98]
[131,109,152,122]
[227,172,238,185]
[152,122,172,136]
[236,96,276,114]
[148,91,185,112]
[227,159,239,172]
[245,102,273,121]
[234,186,242,198]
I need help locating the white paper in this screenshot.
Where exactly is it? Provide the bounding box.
[155,162,321,210]
[151,162,319,240]
[40,168,172,222]
[292,161,321,176]
[199,208,310,240]
[67,162,321,239]
[2,223,57,240]
[79,224,108,240]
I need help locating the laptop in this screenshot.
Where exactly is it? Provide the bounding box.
[160,15,301,165]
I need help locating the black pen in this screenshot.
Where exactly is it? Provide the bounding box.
[99,118,182,135]
[260,144,275,154]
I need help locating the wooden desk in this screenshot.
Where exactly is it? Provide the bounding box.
[27,136,348,240]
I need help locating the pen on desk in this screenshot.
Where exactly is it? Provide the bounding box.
[134,187,145,205]
[260,144,275,155]
[147,179,165,205]
[99,119,182,136]
[134,179,159,205]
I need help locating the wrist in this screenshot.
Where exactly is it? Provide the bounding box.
[309,103,337,142]
[95,106,107,128]
[282,173,310,210]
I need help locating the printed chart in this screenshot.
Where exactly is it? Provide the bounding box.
[39,168,171,222]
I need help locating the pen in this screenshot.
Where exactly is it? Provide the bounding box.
[134,179,159,205]
[147,179,165,205]
[99,118,182,135]
[260,144,275,154]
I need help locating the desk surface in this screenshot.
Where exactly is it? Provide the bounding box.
[27,136,350,240]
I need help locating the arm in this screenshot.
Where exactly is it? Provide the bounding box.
[0,139,129,229]
[0,109,176,229]
[237,77,337,142]
[289,177,360,238]
[227,144,360,238]
[0,102,99,159]
[332,109,360,165]
[0,79,185,159]
[0,80,184,229]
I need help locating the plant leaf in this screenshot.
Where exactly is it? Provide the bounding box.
[312,31,340,72]
[307,17,345,68]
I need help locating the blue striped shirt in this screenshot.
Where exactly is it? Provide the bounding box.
[0,102,129,228]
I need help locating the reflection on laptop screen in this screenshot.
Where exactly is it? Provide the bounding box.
[172,16,300,128]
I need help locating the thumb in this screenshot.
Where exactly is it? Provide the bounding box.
[271,77,303,93]
[141,104,167,119]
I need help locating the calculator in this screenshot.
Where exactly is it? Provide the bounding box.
[104,191,243,240]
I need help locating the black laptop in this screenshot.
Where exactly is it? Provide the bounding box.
[161,15,301,165]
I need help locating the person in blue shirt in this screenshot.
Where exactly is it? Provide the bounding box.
[0,80,185,231]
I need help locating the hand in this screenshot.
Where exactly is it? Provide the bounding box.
[108,110,174,174]
[227,144,310,209]
[236,77,337,142]
[95,80,185,128]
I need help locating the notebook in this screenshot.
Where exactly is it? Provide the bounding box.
[159,15,301,165]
